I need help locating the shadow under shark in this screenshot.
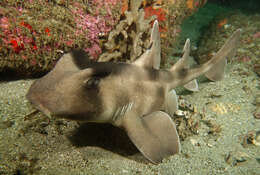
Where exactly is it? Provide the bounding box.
[26,20,241,164]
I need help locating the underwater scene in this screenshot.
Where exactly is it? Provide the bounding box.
[0,0,260,174]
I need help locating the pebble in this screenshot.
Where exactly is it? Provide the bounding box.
[254,107,260,119]
[237,48,248,54]
[225,151,250,166]
[175,110,185,116]
[190,138,200,146]
[246,43,255,48]
[224,24,231,29]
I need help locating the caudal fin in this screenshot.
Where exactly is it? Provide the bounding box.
[169,29,241,89]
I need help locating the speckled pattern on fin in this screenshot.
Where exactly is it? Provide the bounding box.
[123,111,180,164]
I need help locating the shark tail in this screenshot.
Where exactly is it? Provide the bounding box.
[169,29,241,90]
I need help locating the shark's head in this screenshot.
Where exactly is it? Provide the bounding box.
[26,51,115,122]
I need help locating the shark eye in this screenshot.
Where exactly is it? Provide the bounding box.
[83,77,100,89]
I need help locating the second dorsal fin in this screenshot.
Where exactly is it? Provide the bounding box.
[171,39,199,91]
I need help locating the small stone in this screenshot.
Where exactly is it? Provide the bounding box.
[122,169,128,173]
[175,110,185,116]
[237,48,248,54]
[224,24,231,29]
[246,43,255,48]
[235,152,250,162]
[225,151,250,166]
[242,130,260,147]
[190,138,200,146]
[254,107,260,119]
[207,143,213,147]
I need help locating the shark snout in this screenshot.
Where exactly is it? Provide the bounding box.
[27,96,52,118]
[26,89,57,118]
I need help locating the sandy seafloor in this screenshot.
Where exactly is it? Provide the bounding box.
[1,11,260,175]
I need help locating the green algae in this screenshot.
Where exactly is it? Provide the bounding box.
[179,3,230,47]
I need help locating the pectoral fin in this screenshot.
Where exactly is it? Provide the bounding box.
[122,111,180,164]
[164,89,179,116]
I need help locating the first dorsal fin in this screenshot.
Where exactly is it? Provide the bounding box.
[133,20,161,69]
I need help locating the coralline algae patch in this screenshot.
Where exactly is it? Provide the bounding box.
[0,0,203,76]
[0,0,122,75]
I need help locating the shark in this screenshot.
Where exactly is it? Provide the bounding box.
[26,20,241,164]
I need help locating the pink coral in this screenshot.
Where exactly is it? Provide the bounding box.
[253,31,260,39]
[0,0,121,74]
[72,0,120,59]
[0,17,9,29]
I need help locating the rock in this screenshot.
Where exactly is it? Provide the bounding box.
[245,43,256,49]
[242,130,260,147]
[190,138,200,146]
[237,48,248,54]
[225,151,250,166]
[254,107,260,119]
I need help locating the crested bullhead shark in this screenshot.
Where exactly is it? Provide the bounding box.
[26,20,241,164]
